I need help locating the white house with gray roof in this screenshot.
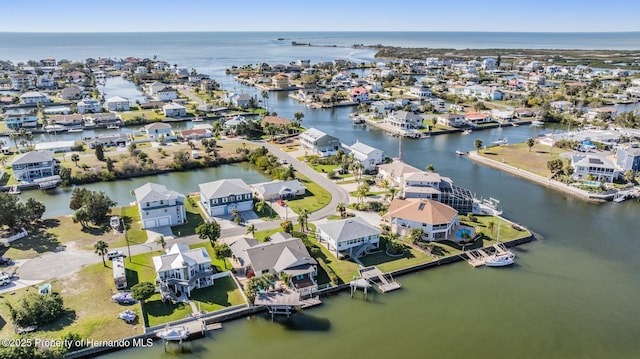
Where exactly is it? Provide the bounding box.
[349,141,384,172]
[105,96,130,111]
[299,128,340,157]
[571,155,616,183]
[11,151,56,182]
[250,179,306,201]
[230,233,318,295]
[315,217,381,259]
[162,102,187,117]
[145,122,175,141]
[199,178,253,216]
[152,243,214,298]
[134,182,186,229]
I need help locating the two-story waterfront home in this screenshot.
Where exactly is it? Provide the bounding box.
[385,110,423,130]
[437,113,467,128]
[145,122,174,141]
[105,96,130,111]
[4,110,38,130]
[349,140,384,172]
[350,87,370,103]
[199,178,253,216]
[162,102,187,117]
[377,161,421,187]
[77,97,102,114]
[11,151,56,182]
[153,243,214,298]
[155,86,178,101]
[571,155,616,183]
[20,91,50,105]
[384,198,459,241]
[272,73,289,89]
[299,128,340,157]
[316,217,380,259]
[409,84,432,100]
[230,233,318,295]
[134,182,186,229]
[615,145,640,172]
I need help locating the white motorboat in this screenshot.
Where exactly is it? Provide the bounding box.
[67,128,84,133]
[485,252,515,267]
[531,120,544,126]
[492,137,508,146]
[106,124,120,129]
[156,326,190,341]
[462,129,472,135]
[192,117,203,122]
[455,150,466,156]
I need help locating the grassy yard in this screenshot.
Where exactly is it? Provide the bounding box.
[171,195,205,237]
[189,242,230,272]
[285,174,332,214]
[0,261,144,342]
[119,109,165,123]
[254,202,279,221]
[189,276,245,313]
[142,294,192,327]
[125,250,164,286]
[479,142,566,177]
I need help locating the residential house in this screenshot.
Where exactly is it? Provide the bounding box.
[11,74,33,90]
[152,243,214,298]
[385,111,423,130]
[377,161,421,187]
[464,111,492,125]
[20,91,50,104]
[403,171,443,199]
[383,198,459,241]
[162,102,187,117]
[615,145,640,172]
[571,155,616,183]
[315,217,381,259]
[272,73,289,89]
[4,110,38,130]
[36,75,55,89]
[299,128,340,157]
[87,133,128,149]
[482,58,496,71]
[179,128,211,142]
[49,114,83,129]
[11,151,56,182]
[409,84,432,100]
[230,233,318,295]
[59,86,83,100]
[224,115,247,134]
[437,113,467,128]
[155,86,178,101]
[34,140,75,153]
[350,87,370,103]
[262,115,292,130]
[147,81,169,96]
[134,182,186,229]
[145,122,174,141]
[199,178,253,216]
[105,96,130,111]
[85,112,121,127]
[228,93,252,108]
[370,100,399,114]
[250,179,306,201]
[77,97,102,114]
[349,141,384,172]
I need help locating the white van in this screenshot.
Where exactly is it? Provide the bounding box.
[0,275,11,286]
[191,150,201,159]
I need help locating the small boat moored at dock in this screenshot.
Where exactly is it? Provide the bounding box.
[484,252,515,267]
[456,150,466,156]
[156,325,190,341]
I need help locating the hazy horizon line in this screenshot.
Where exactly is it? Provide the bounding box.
[1,30,639,34]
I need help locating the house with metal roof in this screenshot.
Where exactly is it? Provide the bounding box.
[199,179,253,216]
[134,182,186,229]
[571,154,616,183]
[11,151,56,182]
[250,179,306,201]
[315,217,380,259]
[299,127,340,157]
[152,243,214,298]
[105,96,130,111]
[348,140,384,172]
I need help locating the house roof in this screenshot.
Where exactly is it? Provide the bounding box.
[20,91,47,98]
[11,150,54,165]
[199,178,251,199]
[404,171,441,183]
[390,110,422,121]
[134,182,185,204]
[300,127,337,142]
[145,122,172,130]
[262,116,291,126]
[384,198,458,225]
[34,141,76,151]
[152,243,211,273]
[162,103,186,110]
[244,237,316,274]
[350,141,379,156]
[378,161,421,177]
[316,217,380,243]
[251,180,305,198]
[572,155,615,168]
[106,96,129,103]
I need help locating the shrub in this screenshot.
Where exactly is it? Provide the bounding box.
[6,292,66,327]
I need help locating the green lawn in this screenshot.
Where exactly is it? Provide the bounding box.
[189,276,245,313]
[142,294,192,327]
[115,205,148,247]
[254,202,280,221]
[125,250,164,286]
[305,234,360,283]
[171,195,205,237]
[119,109,165,123]
[479,142,566,177]
[285,175,332,214]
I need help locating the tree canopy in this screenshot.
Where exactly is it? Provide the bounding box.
[131,282,156,302]
[0,194,46,232]
[69,188,116,227]
[6,292,65,328]
[195,221,221,244]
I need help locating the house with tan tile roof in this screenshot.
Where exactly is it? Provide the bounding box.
[383,198,459,241]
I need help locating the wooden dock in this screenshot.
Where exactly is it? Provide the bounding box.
[300,297,322,309]
[464,250,486,267]
[359,266,401,293]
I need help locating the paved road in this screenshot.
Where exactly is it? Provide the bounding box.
[13,139,349,285]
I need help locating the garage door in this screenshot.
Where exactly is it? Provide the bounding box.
[158,217,171,226]
[237,201,253,212]
[210,206,226,216]
[143,219,157,229]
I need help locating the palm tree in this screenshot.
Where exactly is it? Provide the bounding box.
[388,187,398,202]
[155,235,167,252]
[487,221,496,239]
[71,153,80,167]
[527,138,535,152]
[297,208,309,232]
[94,240,109,267]
[474,139,483,153]
[356,183,370,205]
[261,90,269,111]
[246,223,256,238]
[336,202,346,218]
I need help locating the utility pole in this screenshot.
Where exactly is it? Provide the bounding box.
[122,217,131,262]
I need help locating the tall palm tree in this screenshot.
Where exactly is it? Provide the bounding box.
[388,187,398,202]
[298,208,309,232]
[94,240,109,267]
[71,153,80,167]
[474,139,483,153]
[336,202,346,218]
[155,235,167,252]
[246,223,256,238]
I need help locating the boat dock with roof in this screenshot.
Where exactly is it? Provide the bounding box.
[358,266,401,293]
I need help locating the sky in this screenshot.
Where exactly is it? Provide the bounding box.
[1,0,638,33]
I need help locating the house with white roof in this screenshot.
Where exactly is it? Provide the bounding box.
[409,84,432,100]
[385,110,423,130]
[34,140,76,153]
[155,86,178,101]
[316,217,381,259]
[134,182,186,229]
[571,155,616,183]
[377,161,421,187]
[229,233,318,295]
[615,145,640,172]
[11,151,56,182]
[144,122,174,141]
[349,141,384,172]
[153,243,214,298]
[250,179,306,201]
[199,178,253,216]
[147,81,169,96]
[105,96,130,111]
[437,113,467,128]
[77,97,102,114]
[383,198,459,241]
[20,91,50,104]
[299,128,340,157]
[162,102,187,117]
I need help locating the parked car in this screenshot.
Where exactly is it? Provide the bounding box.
[0,274,11,286]
[279,159,288,165]
[107,250,125,260]
[0,257,12,266]
[276,199,286,207]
